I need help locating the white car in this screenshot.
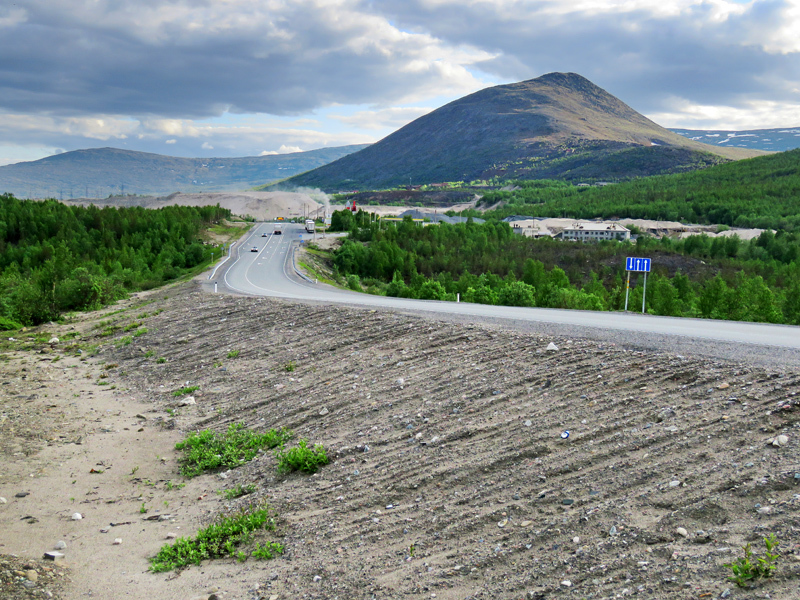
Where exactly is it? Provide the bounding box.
[250,246,258,252]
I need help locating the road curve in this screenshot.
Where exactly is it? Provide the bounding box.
[208,222,800,358]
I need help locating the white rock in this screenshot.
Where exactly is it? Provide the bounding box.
[396,378,405,387]
[573,536,580,544]
[524,420,532,427]
[319,407,329,416]
[54,541,67,550]
[497,519,508,528]
[113,538,122,545]
[676,527,689,537]
[48,337,59,344]
[773,434,789,447]
[546,342,559,351]
[669,480,681,487]
[0,497,6,504]
[561,580,573,587]
[179,396,196,406]
[757,506,773,515]
[71,512,82,521]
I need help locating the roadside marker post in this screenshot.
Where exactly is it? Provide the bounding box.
[624,257,651,313]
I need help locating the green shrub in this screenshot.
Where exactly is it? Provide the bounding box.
[725,533,779,587]
[0,316,22,331]
[149,503,281,572]
[176,424,294,477]
[227,350,240,359]
[275,439,329,474]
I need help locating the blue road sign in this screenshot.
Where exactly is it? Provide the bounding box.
[625,257,651,272]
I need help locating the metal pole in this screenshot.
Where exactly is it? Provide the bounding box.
[214,281,218,293]
[642,272,647,314]
[624,272,630,311]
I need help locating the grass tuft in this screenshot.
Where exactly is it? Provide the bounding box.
[149,502,282,572]
[275,439,329,474]
[176,424,294,477]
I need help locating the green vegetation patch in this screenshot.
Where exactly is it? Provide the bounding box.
[725,533,779,587]
[220,483,257,500]
[149,502,282,572]
[176,423,294,477]
[275,439,329,474]
[0,194,231,326]
[172,385,199,396]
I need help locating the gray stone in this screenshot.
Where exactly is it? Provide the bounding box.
[319,407,329,416]
[54,541,67,550]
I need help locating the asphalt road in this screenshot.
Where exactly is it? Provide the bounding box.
[209,222,800,365]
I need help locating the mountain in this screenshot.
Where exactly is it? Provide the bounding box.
[671,127,800,152]
[0,145,369,199]
[274,73,763,191]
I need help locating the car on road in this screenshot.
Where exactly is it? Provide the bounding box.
[261,232,267,237]
[251,246,258,252]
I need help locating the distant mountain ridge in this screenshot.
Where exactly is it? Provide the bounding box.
[274,72,764,191]
[671,127,800,152]
[0,145,369,198]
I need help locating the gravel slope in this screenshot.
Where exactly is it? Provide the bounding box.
[3,284,800,600]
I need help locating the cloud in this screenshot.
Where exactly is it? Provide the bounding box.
[331,106,434,130]
[260,145,305,156]
[1,0,799,163]
[0,0,488,118]
[373,0,800,121]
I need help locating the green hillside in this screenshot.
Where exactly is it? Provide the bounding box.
[481,148,800,230]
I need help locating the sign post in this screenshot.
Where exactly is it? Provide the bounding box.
[624,257,651,313]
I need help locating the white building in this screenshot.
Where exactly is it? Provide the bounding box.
[510,219,553,238]
[558,222,630,242]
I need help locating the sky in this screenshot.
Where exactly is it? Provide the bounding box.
[0,0,799,166]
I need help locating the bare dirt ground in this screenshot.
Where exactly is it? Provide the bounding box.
[2,283,800,600]
[67,191,325,221]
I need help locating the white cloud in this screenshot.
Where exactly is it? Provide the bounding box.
[260,144,304,155]
[331,106,433,130]
[650,97,800,130]
[201,142,214,150]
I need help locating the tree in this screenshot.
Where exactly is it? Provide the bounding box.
[498,281,536,307]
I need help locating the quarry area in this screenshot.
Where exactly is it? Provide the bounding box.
[1,282,800,600]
